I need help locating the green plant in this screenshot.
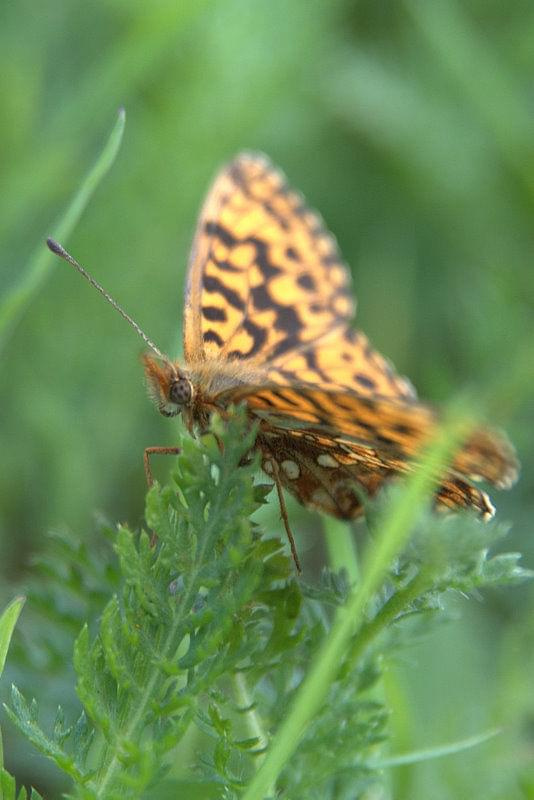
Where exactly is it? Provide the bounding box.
[2,410,530,799]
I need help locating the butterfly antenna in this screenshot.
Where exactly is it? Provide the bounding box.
[46,238,167,361]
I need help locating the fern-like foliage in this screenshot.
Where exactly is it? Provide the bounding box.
[3,410,531,799]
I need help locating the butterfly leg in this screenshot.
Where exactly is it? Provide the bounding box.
[270,458,302,574]
[143,446,182,487]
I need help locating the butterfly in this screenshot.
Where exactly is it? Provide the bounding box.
[48,152,519,570]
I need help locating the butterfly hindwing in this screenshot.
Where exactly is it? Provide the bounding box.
[226,382,518,515]
[258,428,498,521]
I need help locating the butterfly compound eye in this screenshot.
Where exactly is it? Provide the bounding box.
[169,377,192,406]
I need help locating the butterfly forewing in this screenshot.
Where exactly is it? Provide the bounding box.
[266,327,417,399]
[184,153,354,366]
[184,153,417,399]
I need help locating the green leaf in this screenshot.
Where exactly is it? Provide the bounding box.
[0,596,25,779]
[0,597,25,680]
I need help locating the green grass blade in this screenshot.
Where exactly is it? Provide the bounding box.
[242,409,471,800]
[367,727,499,768]
[0,108,125,350]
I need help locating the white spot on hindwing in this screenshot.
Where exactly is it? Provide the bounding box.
[317,454,338,468]
[262,459,274,474]
[281,460,300,480]
[311,488,334,509]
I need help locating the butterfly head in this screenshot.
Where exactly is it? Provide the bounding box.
[142,354,194,418]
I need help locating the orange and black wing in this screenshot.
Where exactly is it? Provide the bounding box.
[184,151,415,400]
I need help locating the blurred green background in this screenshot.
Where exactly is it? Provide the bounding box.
[1,1,533,797]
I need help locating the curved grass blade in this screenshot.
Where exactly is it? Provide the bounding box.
[0,108,125,350]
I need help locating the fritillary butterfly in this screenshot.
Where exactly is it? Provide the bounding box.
[48,153,519,569]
